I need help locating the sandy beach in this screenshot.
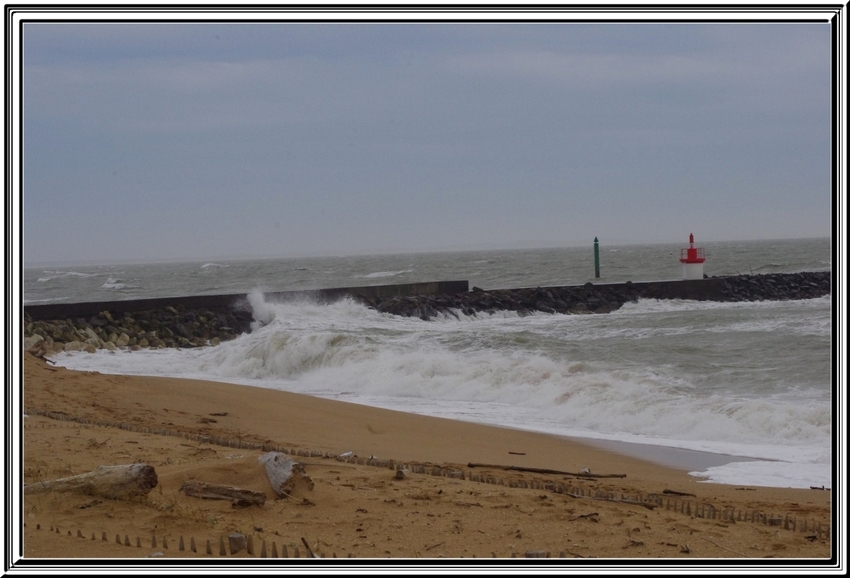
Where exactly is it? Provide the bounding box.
[19,352,832,563]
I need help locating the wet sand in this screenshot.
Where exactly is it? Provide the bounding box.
[577,438,763,472]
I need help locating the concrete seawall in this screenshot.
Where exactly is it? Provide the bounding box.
[23,280,471,322]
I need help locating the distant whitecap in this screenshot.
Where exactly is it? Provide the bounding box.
[101,277,127,289]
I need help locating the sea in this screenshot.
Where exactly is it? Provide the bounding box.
[24,237,835,489]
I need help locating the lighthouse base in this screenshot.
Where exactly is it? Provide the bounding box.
[681,262,705,280]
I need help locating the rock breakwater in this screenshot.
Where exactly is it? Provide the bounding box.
[24,305,254,357]
[355,271,830,321]
[23,272,829,356]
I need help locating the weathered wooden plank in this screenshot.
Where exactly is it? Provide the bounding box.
[179,480,266,507]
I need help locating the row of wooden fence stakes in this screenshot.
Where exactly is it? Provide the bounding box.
[24,409,828,542]
[33,523,593,558]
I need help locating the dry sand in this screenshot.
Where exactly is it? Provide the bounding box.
[19,352,832,565]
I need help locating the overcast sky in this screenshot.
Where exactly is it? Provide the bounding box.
[22,19,833,265]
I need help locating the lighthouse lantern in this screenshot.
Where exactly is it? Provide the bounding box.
[679,233,706,280]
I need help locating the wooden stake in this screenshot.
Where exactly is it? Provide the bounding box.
[228,533,246,555]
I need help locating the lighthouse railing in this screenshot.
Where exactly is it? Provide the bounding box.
[680,247,705,261]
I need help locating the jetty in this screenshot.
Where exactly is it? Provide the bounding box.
[23,272,830,356]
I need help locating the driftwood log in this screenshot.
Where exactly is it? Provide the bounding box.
[259,452,314,498]
[178,480,266,508]
[467,463,627,479]
[24,464,158,499]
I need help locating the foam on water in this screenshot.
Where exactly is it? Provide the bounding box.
[356,268,414,279]
[37,270,97,282]
[100,277,127,290]
[53,290,832,489]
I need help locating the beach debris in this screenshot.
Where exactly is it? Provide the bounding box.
[259,451,314,498]
[395,469,409,480]
[301,537,320,558]
[663,489,696,497]
[508,451,526,455]
[23,463,158,499]
[425,541,445,551]
[178,480,266,508]
[570,512,599,522]
[581,467,591,474]
[466,462,626,479]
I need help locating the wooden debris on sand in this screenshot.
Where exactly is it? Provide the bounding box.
[24,463,158,499]
[179,480,267,507]
[259,452,314,498]
[467,462,626,479]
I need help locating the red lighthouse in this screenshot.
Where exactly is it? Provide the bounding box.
[679,233,706,279]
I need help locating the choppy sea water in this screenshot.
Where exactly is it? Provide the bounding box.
[27,238,834,489]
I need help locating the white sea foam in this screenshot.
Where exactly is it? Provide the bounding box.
[23,297,69,304]
[101,277,127,289]
[37,270,97,282]
[356,269,413,279]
